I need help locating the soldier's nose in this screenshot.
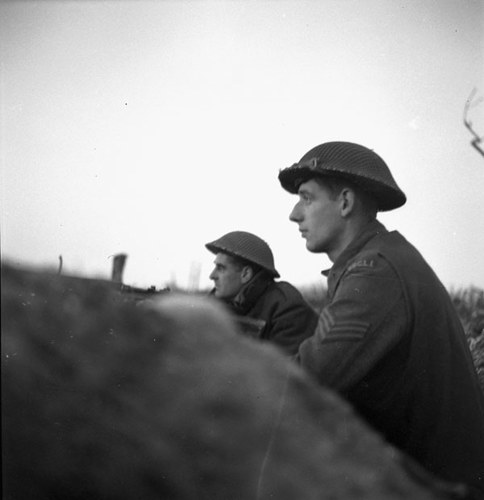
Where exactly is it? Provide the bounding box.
[289,204,302,222]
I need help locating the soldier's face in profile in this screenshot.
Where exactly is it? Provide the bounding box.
[289,179,344,258]
[209,253,245,300]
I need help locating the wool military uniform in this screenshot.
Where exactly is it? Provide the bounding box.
[225,271,318,356]
[297,219,484,494]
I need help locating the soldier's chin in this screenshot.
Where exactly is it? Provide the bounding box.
[306,241,321,253]
[305,240,315,252]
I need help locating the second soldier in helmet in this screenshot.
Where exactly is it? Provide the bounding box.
[205,231,317,356]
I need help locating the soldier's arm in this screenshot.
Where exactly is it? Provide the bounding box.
[297,255,408,391]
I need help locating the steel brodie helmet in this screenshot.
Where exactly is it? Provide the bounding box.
[205,231,280,278]
[278,141,406,211]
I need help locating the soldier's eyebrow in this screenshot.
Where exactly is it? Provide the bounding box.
[298,187,313,197]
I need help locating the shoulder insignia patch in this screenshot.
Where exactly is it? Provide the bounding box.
[347,259,376,272]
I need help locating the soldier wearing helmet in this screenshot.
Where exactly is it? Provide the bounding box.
[205,230,318,356]
[279,141,484,496]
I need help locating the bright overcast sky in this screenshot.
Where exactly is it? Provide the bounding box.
[1,0,483,290]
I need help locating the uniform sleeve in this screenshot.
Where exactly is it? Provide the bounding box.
[297,255,408,391]
[264,290,318,357]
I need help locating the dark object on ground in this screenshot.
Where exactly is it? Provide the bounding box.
[1,265,469,500]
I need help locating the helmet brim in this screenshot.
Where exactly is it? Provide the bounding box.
[205,242,280,279]
[278,164,406,212]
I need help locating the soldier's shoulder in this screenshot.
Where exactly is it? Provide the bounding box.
[344,247,396,278]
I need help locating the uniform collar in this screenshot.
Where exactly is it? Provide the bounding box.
[323,219,387,295]
[231,271,273,315]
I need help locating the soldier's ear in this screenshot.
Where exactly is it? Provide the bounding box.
[241,266,254,284]
[340,187,356,217]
